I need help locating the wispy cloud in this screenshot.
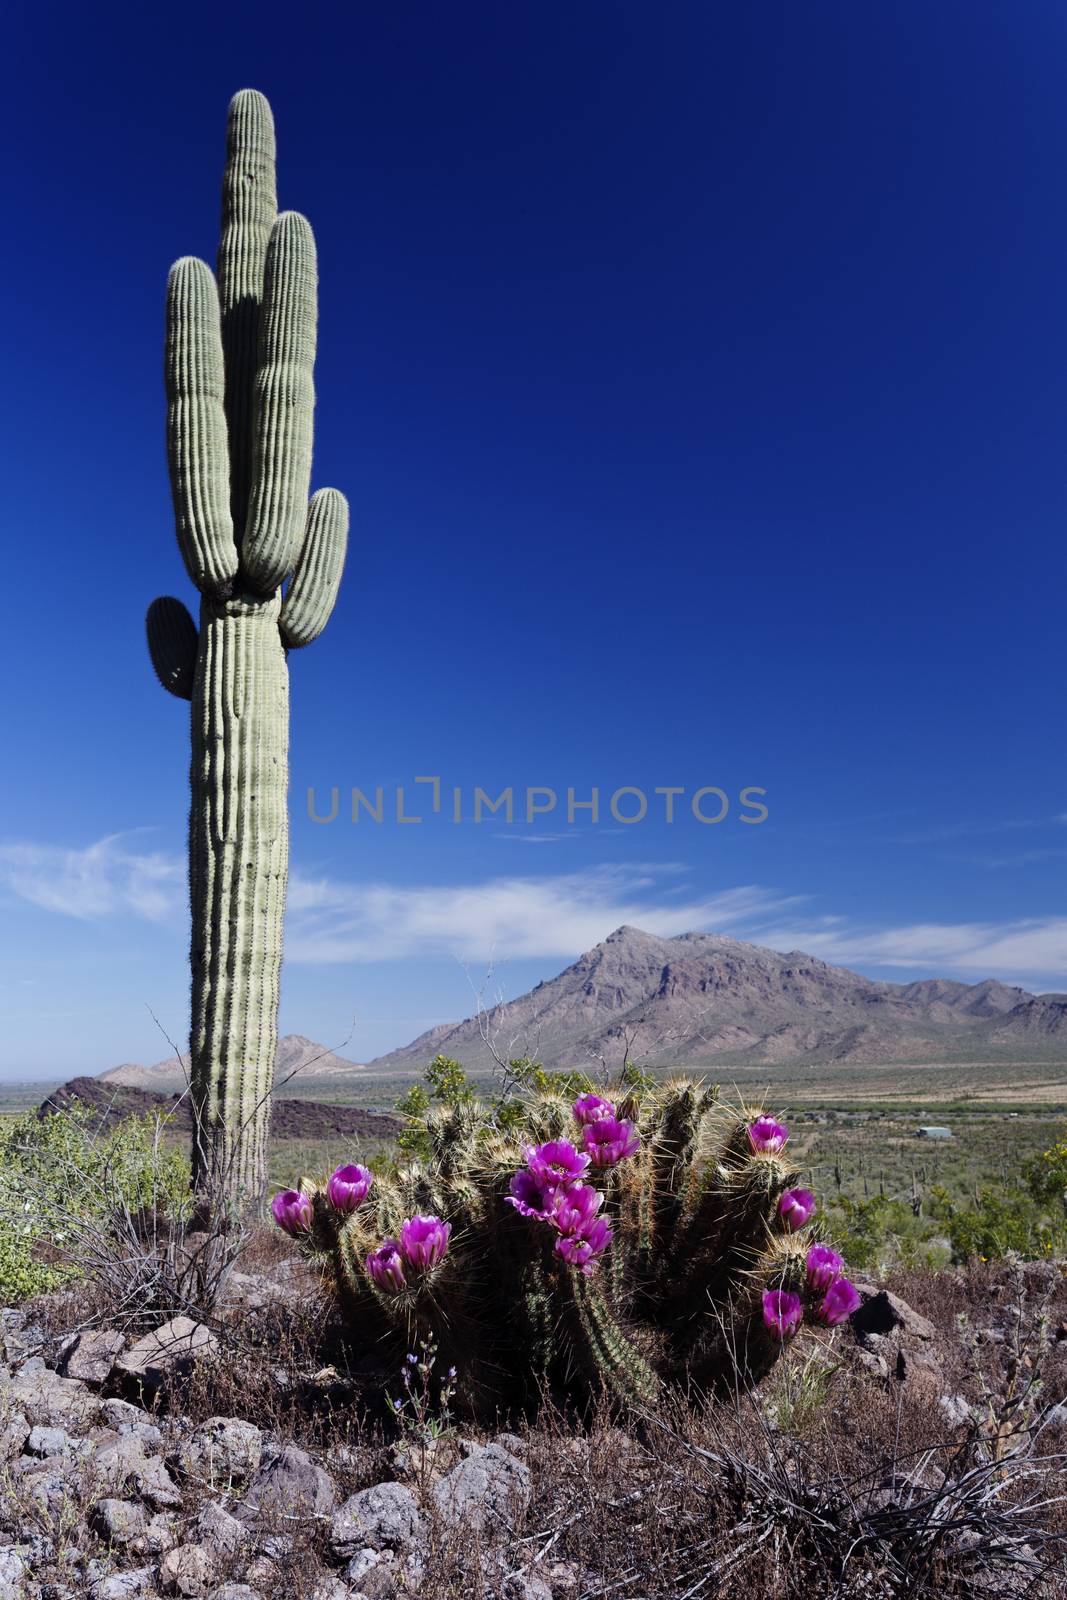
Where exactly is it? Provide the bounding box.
[286,865,795,963]
[751,915,1067,985]
[0,833,182,922]
[0,832,1062,988]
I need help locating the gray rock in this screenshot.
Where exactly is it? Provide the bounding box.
[503,1573,553,1600]
[160,1542,213,1596]
[938,1393,974,1427]
[27,1425,74,1458]
[100,1398,158,1437]
[0,1414,29,1461]
[90,1499,148,1547]
[178,1417,262,1485]
[89,1569,155,1600]
[134,1452,183,1510]
[4,1364,99,1428]
[0,1309,44,1365]
[239,1442,335,1521]
[433,1443,532,1537]
[60,1330,126,1387]
[117,1319,218,1394]
[0,1546,26,1600]
[331,1482,423,1557]
[851,1285,937,1342]
[207,1588,264,1600]
[140,1512,177,1556]
[310,1581,354,1600]
[195,1501,245,1556]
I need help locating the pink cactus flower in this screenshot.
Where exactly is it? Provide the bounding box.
[762,1289,803,1341]
[572,1093,615,1126]
[748,1116,789,1155]
[816,1275,862,1327]
[525,1140,590,1189]
[506,1170,557,1220]
[778,1188,816,1231]
[551,1181,604,1237]
[555,1215,613,1273]
[400,1215,452,1270]
[326,1163,373,1213]
[805,1243,845,1292]
[365,1239,406,1293]
[582,1117,640,1170]
[271,1189,313,1237]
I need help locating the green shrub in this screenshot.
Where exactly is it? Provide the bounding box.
[0,1104,191,1303]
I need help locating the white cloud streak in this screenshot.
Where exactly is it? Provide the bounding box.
[0,833,1063,987]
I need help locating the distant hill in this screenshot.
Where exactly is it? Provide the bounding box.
[41,1075,398,1142]
[367,924,1065,1074]
[99,1034,364,1092]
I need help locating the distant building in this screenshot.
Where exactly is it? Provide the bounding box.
[915,1125,953,1140]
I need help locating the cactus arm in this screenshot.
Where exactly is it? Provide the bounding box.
[217,89,277,540]
[241,212,318,594]
[279,488,349,648]
[146,597,198,699]
[164,258,238,595]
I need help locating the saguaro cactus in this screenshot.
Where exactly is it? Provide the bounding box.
[147,91,348,1211]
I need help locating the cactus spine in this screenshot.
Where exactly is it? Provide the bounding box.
[147,91,348,1212]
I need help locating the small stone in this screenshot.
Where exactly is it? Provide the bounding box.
[330,1482,423,1557]
[160,1542,213,1597]
[503,1573,553,1600]
[177,1417,262,1485]
[207,1589,263,1600]
[27,1425,73,1458]
[100,1398,157,1435]
[938,1393,973,1427]
[195,1501,245,1556]
[90,1498,148,1546]
[0,1415,29,1460]
[0,1547,26,1600]
[5,1365,99,1428]
[117,1319,218,1394]
[134,1452,183,1510]
[89,1569,155,1600]
[850,1286,937,1342]
[239,1442,335,1521]
[309,1581,353,1600]
[60,1330,126,1387]
[433,1443,532,1537]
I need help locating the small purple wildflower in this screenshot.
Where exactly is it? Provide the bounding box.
[805,1243,845,1292]
[400,1215,452,1270]
[506,1170,557,1220]
[572,1093,615,1126]
[778,1188,816,1231]
[748,1117,789,1155]
[366,1239,406,1293]
[525,1140,590,1189]
[582,1117,641,1170]
[816,1276,862,1327]
[271,1189,313,1237]
[325,1163,373,1213]
[762,1289,803,1341]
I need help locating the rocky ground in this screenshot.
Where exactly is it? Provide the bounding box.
[0,1247,1064,1600]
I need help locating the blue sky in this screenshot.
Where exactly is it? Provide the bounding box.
[1,1,1064,1077]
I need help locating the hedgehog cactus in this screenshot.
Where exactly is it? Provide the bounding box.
[147,90,347,1213]
[287,1081,850,1412]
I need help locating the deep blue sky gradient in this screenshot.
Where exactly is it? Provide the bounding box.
[1,1,1063,1075]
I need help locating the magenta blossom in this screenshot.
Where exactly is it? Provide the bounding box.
[271,1189,313,1237]
[326,1163,373,1213]
[400,1215,452,1271]
[582,1117,640,1170]
[552,1181,604,1237]
[506,1170,557,1221]
[805,1243,845,1293]
[778,1188,816,1231]
[365,1239,406,1293]
[525,1140,590,1189]
[555,1215,613,1273]
[816,1276,862,1327]
[762,1289,803,1341]
[572,1093,615,1126]
[748,1116,789,1155]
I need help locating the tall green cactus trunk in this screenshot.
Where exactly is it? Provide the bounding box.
[189,595,289,1202]
[147,92,348,1215]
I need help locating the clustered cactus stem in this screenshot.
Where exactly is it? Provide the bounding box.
[277,1080,859,1415]
[148,90,348,1214]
